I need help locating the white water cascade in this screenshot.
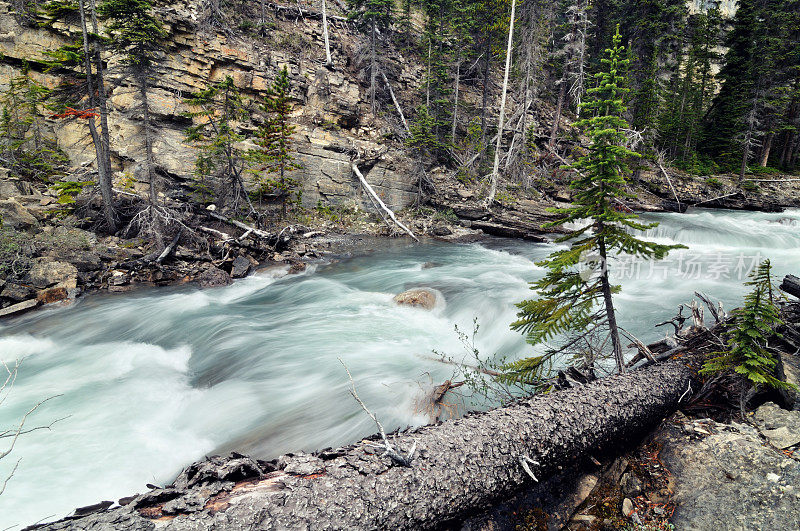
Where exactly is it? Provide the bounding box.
[1,208,798,527]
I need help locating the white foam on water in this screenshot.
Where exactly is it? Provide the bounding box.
[0,335,57,361]
[1,208,799,527]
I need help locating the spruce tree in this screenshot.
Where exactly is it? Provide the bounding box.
[511,28,682,375]
[701,260,795,390]
[250,66,301,218]
[0,63,60,179]
[42,0,117,229]
[98,0,167,244]
[184,76,253,214]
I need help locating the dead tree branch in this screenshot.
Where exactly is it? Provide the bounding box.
[339,358,416,467]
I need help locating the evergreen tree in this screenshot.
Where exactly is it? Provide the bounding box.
[407,104,443,163]
[0,63,62,179]
[656,3,722,162]
[98,0,167,244]
[701,260,795,391]
[511,28,682,375]
[548,0,589,150]
[41,0,117,229]
[250,66,301,218]
[701,0,795,177]
[184,76,254,214]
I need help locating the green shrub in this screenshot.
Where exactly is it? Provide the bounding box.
[704,177,723,188]
[741,179,759,192]
[701,260,797,390]
[433,208,458,223]
[675,152,720,176]
[749,165,782,175]
[50,180,94,207]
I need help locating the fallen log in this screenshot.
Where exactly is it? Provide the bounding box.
[781,274,800,300]
[206,211,274,241]
[352,161,419,242]
[40,360,692,530]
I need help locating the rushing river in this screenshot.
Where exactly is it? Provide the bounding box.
[1,208,799,527]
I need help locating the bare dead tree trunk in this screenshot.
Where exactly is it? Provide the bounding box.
[759,132,773,167]
[549,81,566,150]
[138,70,164,249]
[89,0,116,231]
[479,29,491,158]
[381,71,409,134]
[486,0,516,206]
[740,127,753,183]
[370,20,377,115]
[740,90,760,183]
[425,40,432,109]
[41,360,692,530]
[451,56,461,145]
[321,0,332,66]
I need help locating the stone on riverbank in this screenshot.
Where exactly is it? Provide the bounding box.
[28,258,78,289]
[656,411,800,530]
[196,266,232,288]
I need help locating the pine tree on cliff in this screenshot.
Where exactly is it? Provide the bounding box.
[510,28,683,377]
[348,0,394,114]
[184,76,255,215]
[0,63,58,179]
[43,0,117,230]
[250,66,301,218]
[99,0,167,246]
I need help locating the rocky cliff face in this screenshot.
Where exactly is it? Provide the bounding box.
[0,0,424,210]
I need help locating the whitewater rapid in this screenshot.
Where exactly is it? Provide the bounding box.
[1,208,798,527]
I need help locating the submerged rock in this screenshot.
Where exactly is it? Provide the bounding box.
[393,288,438,310]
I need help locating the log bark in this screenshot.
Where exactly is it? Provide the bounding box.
[781,275,800,300]
[41,360,692,530]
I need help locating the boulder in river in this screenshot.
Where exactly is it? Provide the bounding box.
[37,286,70,304]
[393,288,438,310]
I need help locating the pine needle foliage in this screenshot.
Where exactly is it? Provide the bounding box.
[184,76,249,206]
[249,66,302,217]
[701,260,796,390]
[0,63,66,180]
[508,27,683,381]
[97,0,165,67]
